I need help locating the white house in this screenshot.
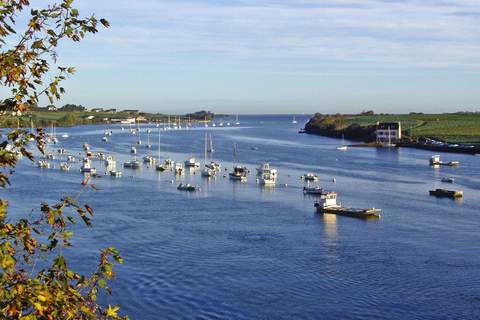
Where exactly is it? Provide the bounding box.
[376,122,402,144]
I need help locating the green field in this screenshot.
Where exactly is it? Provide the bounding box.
[344,113,480,144]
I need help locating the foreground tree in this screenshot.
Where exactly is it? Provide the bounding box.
[1,1,127,318]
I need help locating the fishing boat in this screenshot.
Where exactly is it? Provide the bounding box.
[256,163,277,185]
[441,177,455,183]
[80,158,96,174]
[60,162,71,171]
[184,157,200,168]
[37,160,51,169]
[429,188,463,199]
[177,183,200,192]
[302,173,319,182]
[314,192,381,219]
[123,159,142,169]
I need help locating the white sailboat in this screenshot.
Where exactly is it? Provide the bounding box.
[292,115,298,124]
[337,134,348,151]
[235,114,240,125]
[202,132,215,177]
[207,133,215,153]
[155,128,167,172]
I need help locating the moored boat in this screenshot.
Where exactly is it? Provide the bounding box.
[256,163,277,185]
[123,159,142,169]
[177,183,200,192]
[314,192,381,219]
[429,188,463,199]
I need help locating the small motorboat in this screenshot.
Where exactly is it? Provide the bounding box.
[105,156,116,167]
[303,186,324,195]
[202,167,215,177]
[80,158,96,174]
[130,146,137,154]
[184,157,200,168]
[102,136,108,142]
[229,166,248,182]
[174,163,184,175]
[123,160,142,169]
[177,183,200,192]
[429,188,463,199]
[57,148,67,154]
[206,161,221,172]
[143,155,155,165]
[61,133,69,138]
[302,173,319,182]
[67,155,76,162]
[441,177,455,183]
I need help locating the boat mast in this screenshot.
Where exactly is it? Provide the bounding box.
[204,131,207,164]
[158,127,161,161]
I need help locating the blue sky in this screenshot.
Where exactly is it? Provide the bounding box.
[38,0,480,113]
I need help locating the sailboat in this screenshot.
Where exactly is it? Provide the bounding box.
[146,128,152,148]
[136,120,142,145]
[337,134,348,151]
[292,115,298,124]
[155,128,167,172]
[229,143,248,182]
[207,134,215,153]
[235,114,240,125]
[202,132,215,177]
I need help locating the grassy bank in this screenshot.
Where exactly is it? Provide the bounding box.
[1,111,173,128]
[304,113,480,144]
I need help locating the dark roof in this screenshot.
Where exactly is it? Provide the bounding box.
[377,122,400,130]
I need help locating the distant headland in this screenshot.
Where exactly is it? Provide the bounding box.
[303,111,480,154]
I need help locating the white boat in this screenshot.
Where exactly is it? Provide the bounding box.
[67,155,76,162]
[235,114,240,125]
[46,153,54,160]
[337,134,348,151]
[57,148,67,154]
[206,161,221,172]
[96,153,106,160]
[60,162,71,171]
[302,173,319,182]
[143,155,155,164]
[80,158,96,174]
[61,133,69,138]
[256,163,277,185]
[102,136,108,142]
[226,122,231,126]
[292,115,298,124]
[109,169,123,177]
[83,143,90,151]
[184,157,200,168]
[37,160,51,169]
[104,130,112,136]
[123,159,142,169]
[130,146,137,154]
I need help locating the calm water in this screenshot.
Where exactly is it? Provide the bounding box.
[4,115,480,319]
